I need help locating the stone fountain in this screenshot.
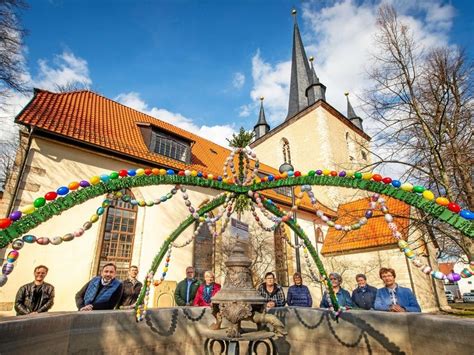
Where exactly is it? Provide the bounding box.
[204,238,286,353]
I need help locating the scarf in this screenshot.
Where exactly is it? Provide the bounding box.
[203,284,214,304]
[84,276,121,305]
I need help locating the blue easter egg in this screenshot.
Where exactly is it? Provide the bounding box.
[392,180,401,188]
[56,186,69,195]
[22,235,37,243]
[100,174,110,183]
[127,169,136,176]
[268,175,274,181]
[460,210,474,220]
[166,169,175,175]
[197,172,203,177]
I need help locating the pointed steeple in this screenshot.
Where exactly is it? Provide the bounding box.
[306,56,326,105]
[254,97,270,140]
[345,92,363,130]
[286,9,313,120]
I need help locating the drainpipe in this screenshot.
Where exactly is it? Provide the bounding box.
[5,126,34,217]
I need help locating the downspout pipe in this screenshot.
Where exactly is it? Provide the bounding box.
[5,125,34,217]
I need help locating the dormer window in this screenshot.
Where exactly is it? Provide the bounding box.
[138,123,192,163]
[151,131,191,163]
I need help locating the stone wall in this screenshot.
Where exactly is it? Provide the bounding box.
[0,307,472,354]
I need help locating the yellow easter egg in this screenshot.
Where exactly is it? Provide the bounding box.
[422,190,435,200]
[90,176,101,185]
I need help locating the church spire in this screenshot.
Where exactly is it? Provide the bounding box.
[306,56,326,105]
[253,96,270,140]
[345,92,363,130]
[286,9,312,120]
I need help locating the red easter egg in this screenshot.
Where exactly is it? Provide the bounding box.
[447,202,461,213]
[382,177,392,184]
[44,191,58,201]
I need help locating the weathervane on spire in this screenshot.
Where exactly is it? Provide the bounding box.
[292,8,297,22]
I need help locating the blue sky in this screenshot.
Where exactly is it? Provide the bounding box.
[2,0,473,147]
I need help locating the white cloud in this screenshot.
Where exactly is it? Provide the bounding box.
[115,92,235,148]
[0,51,93,148]
[232,72,245,89]
[239,49,291,123]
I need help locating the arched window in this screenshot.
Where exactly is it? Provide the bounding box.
[274,228,289,287]
[281,138,292,165]
[97,189,138,280]
[193,221,215,281]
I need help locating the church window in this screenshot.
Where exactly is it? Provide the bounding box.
[151,130,191,163]
[97,189,137,280]
[193,221,215,280]
[274,227,289,286]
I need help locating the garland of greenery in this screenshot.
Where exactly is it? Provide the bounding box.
[1,174,473,248]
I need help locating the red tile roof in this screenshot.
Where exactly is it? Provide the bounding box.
[15,89,335,215]
[321,196,411,255]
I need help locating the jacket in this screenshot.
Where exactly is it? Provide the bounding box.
[193,283,221,306]
[320,288,353,308]
[287,284,312,307]
[15,282,55,315]
[75,278,123,310]
[257,283,286,307]
[351,285,378,310]
[374,285,421,312]
[175,278,201,306]
[118,279,143,308]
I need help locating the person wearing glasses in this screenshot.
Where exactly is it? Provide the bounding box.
[319,272,353,309]
[257,272,286,309]
[374,267,421,312]
[175,266,201,306]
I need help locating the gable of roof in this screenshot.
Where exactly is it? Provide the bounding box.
[321,196,410,255]
[251,99,371,148]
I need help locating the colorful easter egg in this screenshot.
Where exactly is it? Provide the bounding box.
[0,274,8,287]
[7,250,19,262]
[422,190,435,200]
[89,176,101,185]
[400,183,413,192]
[50,236,63,245]
[62,233,74,242]
[460,268,472,278]
[9,211,22,221]
[0,218,12,229]
[460,210,474,220]
[44,191,58,201]
[446,272,461,283]
[421,266,432,275]
[19,204,35,214]
[34,197,46,208]
[56,186,69,195]
[2,263,13,275]
[68,181,80,190]
[431,271,446,280]
[435,197,449,206]
[404,248,415,259]
[22,235,37,243]
[36,237,50,245]
[11,239,24,250]
[398,240,409,249]
[83,221,93,230]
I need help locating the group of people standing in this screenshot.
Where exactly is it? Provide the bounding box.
[14,264,143,315]
[14,264,421,316]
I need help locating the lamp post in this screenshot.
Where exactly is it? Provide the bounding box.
[279,162,301,274]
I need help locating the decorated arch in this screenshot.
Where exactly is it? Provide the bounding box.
[1,146,473,319]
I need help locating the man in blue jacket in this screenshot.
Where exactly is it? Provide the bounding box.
[351,273,377,310]
[374,267,421,312]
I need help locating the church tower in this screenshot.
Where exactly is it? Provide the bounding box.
[286,9,326,120]
[345,92,363,130]
[253,97,270,140]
